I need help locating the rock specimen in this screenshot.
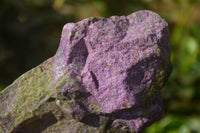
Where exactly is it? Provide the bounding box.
[0,10,172,133]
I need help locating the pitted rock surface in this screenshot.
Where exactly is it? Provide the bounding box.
[0,10,172,133]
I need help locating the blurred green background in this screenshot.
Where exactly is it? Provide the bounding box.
[0,0,200,132]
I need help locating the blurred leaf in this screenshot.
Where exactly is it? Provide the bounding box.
[177,87,195,100]
[179,125,190,133]
[24,0,46,7]
[53,0,65,10]
[189,117,200,132]
[171,25,183,46]
[0,85,4,92]
[189,0,199,4]
[178,36,198,73]
[190,25,200,42]
[143,115,190,133]
[93,0,106,14]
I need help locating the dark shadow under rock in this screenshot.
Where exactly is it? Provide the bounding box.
[11,112,58,133]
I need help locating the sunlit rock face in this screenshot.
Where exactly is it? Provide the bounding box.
[0,10,172,133]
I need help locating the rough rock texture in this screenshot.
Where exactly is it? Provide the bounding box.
[0,10,172,133]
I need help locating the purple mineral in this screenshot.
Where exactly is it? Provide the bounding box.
[0,10,172,133]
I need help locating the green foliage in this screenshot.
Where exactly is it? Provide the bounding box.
[144,115,200,133]
[0,86,4,92]
[0,0,200,132]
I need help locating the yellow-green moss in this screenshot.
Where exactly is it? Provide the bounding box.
[12,63,54,124]
[89,100,102,113]
[75,31,79,37]
[0,126,4,133]
[131,14,136,19]
[0,58,57,132]
[42,118,100,133]
[0,55,106,132]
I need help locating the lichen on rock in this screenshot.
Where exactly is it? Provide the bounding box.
[0,10,172,133]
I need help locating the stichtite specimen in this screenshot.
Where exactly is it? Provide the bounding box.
[0,10,172,133]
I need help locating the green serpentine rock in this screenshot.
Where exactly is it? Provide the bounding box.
[0,10,172,133]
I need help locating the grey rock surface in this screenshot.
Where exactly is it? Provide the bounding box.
[0,10,172,133]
